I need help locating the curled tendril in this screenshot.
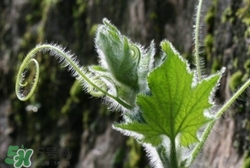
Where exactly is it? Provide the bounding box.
[130,44,141,63]
[86,75,108,97]
[15,44,132,109]
[16,58,39,101]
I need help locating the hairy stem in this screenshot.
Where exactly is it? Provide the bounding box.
[170,137,178,168]
[189,78,250,165]
[194,0,204,81]
[215,79,250,118]
[15,44,132,109]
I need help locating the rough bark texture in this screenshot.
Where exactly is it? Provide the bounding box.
[0,0,249,168]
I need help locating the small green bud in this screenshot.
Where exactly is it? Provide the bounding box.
[95,18,140,91]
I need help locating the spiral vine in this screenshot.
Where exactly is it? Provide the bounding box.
[16,58,40,101]
[15,44,132,109]
[130,44,141,63]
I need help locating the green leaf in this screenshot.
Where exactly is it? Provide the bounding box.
[115,40,222,147]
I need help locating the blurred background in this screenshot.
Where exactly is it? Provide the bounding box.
[0,0,250,167]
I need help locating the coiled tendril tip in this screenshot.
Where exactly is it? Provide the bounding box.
[15,44,132,109]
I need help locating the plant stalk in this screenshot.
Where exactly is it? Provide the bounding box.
[194,0,204,81]
[15,44,132,109]
[170,137,178,168]
[189,78,250,165]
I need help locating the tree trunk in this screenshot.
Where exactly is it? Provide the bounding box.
[0,0,249,168]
